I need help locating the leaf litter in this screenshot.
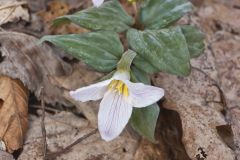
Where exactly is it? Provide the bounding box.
[0,0,239,159]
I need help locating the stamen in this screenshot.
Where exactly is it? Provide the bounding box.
[116,81,123,94]
[108,80,129,97]
[108,80,117,90]
[123,85,129,96]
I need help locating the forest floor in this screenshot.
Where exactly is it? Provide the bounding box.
[0,0,239,159]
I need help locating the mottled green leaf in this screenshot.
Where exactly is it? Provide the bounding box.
[140,0,192,29]
[181,26,205,58]
[127,27,191,76]
[133,56,159,74]
[130,67,159,142]
[40,31,123,72]
[130,66,150,84]
[53,0,134,32]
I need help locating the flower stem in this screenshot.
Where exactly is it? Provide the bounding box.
[117,50,136,72]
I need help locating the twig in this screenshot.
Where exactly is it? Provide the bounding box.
[46,129,98,160]
[30,105,60,114]
[40,87,47,160]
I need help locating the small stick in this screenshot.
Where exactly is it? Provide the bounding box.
[30,105,59,114]
[40,87,47,160]
[46,129,98,160]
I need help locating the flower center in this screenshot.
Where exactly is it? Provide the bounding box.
[108,80,129,97]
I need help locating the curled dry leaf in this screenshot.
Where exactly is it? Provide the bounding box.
[0,76,28,153]
[0,0,29,26]
[0,31,71,105]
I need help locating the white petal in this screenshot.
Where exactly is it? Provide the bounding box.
[92,0,104,7]
[124,80,164,108]
[112,70,130,81]
[69,80,111,102]
[98,91,132,141]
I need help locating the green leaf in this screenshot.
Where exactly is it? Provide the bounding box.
[127,27,191,76]
[130,66,150,84]
[53,0,134,32]
[181,26,205,58]
[140,0,192,29]
[133,56,159,74]
[130,67,159,142]
[40,31,123,72]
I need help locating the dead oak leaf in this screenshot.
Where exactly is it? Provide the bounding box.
[0,0,29,26]
[153,69,236,160]
[191,1,240,157]
[0,76,28,153]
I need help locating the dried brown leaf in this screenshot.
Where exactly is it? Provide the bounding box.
[153,70,235,160]
[0,76,28,153]
[0,31,71,105]
[18,111,139,160]
[211,37,240,158]
[194,1,240,158]
[0,0,29,26]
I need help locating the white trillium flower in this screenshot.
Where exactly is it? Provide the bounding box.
[70,70,164,141]
[92,0,104,7]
